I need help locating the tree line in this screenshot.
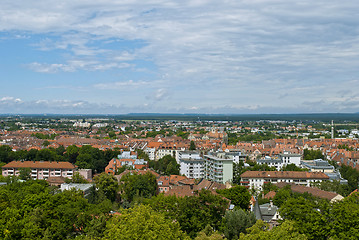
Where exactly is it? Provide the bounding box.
[0,145,121,173]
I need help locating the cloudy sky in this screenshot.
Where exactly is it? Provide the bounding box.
[0,0,359,114]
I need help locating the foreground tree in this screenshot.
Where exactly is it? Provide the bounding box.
[217,185,251,209]
[94,173,119,202]
[18,167,31,180]
[120,172,157,202]
[0,180,108,239]
[238,220,307,240]
[104,205,190,240]
[65,172,89,184]
[221,208,256,240]
[149,155,180,175]
[146,190,229,238]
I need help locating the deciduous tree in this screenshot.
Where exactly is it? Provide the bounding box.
[94,173,119,202]
[104,205,190,240]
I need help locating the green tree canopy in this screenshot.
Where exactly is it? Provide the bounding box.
[190,140,196,150]
[149,155,180,175]
[65,172,89,184]
[221,208,256,239]
[303,149,324,160]
[279,193,359,240]
[146,190,229,238]
[120,172,158,203]
[104,205,190,240]
[0,180,111,239]
[238,220,307,240]
[217,185,251,210]
[18,167,31,180]
[281,163,306,171]
[94,173,119,202]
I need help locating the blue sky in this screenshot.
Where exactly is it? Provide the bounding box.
[0,0,359,114]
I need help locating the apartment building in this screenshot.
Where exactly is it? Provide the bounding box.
[204,152,233,184]
[240,171,329,191]
[280,153,301,166]
[2,160,77,180]
[256,156,283,170]
[156,148,177,160]
[178,151,204,179]
[256,152,302,170]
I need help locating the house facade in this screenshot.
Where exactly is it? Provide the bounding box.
[240,171,329,191]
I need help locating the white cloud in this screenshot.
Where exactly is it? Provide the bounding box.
[0,96,22,103]
[152,88,169,101]
[1,1,359,113]
[94,80,150,89]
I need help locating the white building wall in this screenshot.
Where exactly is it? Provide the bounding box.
[243,177,324,191]
[144,147,156,161]
[280,154,301,166]
[180,160,204,179]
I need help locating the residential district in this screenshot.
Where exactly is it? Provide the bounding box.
[0,115,358,239]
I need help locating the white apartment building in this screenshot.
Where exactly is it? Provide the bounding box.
[144,147,156,161]
[222,150,247,164]
[256,156,283,170]
[2,160,77,180]
[156,148,177,160]
[280,153,301,166]
[178,151,205,179]
[240,171,329,191]
[73,122,91,128]
[256,153,302,170]
[204,152,233,184]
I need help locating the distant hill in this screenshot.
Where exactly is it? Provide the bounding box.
[1,113,359,122]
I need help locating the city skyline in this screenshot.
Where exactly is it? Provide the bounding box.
[1,1,359,114]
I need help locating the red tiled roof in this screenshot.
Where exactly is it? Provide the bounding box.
[2,161,77,169]
[276,182,341,201]
[169,175,188,185]
[264,191,276,199]
[164,185,194,197]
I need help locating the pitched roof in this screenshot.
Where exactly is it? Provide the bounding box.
[240,171,329,180]
[46,176,66,185]
[2,161,77,169]
[169,175,188,185]
[275,182,342,201]
[264,191,276,199]
[164,185,194,197]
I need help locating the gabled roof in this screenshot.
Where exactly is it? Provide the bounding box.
[164,185,194,197]
[2,161,77,169]
[275,182,343,201]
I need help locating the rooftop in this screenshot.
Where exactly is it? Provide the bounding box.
[2,160,77,169]
[241,171,329,180]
